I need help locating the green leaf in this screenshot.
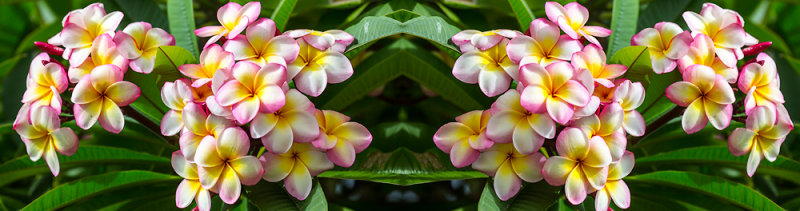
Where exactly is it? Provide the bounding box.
[167,0,199,58]
[478,181,560,211]
[246,180,327,211]
[609,46,652,86]
[270,0,298,31]
[609,45,680,124]
[14,22,61,54]
[318,39,487,111]
[626,171,783,211]
[637,0,692,30]
[113,0,169,30]
[22,170,179,210]
[317,147,487,186]
[744,23,792,56]
[506,0,535,32]
[636,146,800,184]
[0,145,170,186]
[607,0,640,57]
[343,16,461,58]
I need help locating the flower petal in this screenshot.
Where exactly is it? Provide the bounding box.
[478,69,512,97]
[231,97,260,124]
[105,81,140,106]
[704,99,732,130]
[682,99,709,134]
[512,121,543,155]
[493,161,522,201]
[728,128,755,157]
[564,168,589,205]
[74,99,102,130]
[556,128,589,159]
[217,127,250,159]
[51,128,79,156]
[546,97,574,125]
[294,65,328,97]
[511,152,545,182]
[260,152,294,182]
[542,156,578,186]
[449,140,480,168]
[217,167,242,204]
[666,81,701,107]
[98,98,124,134]
[176,179,200,208]
[285,162,313,200]
[229,156,264,185]
[622,110,646,137]
[262,121,294,154]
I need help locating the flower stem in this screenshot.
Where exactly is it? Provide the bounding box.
[628,106,684,146]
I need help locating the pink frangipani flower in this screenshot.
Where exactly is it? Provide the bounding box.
[194,1,260,47]
[179,44,235,88]
[71,64,140,133]
[285,29,355,53]
[518,62,591,125]
[666,65,735,134]
[631,22,693,74]
[160,79,193,136]
[738,53,784,117]
[114,22,175,74]
[215,61,287,124]
[452,38,517,97]
[613,80,646,137]
[287,34,353,97]
[542,128,612,205]
[571,44,627,88]
[434,110,494,168]
[728,105,793,176]
[677,34,737,83]
[13,106,78,176]
[57,3,123,66]
[195,127,264,204]
[595,151,634,211]
[223,18,299,67]
[486,89,555,154]
[250,89,320,154]
[68,34,128,83]
[172,151,211,211]
[507,18,583,66]
[312,110,372,168]
[572,103,627,161]
[180,103,234,163]
[472,143,545,201]
[261,143,334,200]
[22,53,68,113]
[544,2,612,46]
[451,29,522,53]
[683,3,750,67]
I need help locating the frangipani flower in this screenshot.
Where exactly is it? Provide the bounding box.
[572,103,627,161]
[542,128,612,205]
[486,90,555,154]
[631,22,692,74]
[71,64,140,133]
[507,18,582,66]
[728,105,793,176]
[595,151,634,211]
[68,34,128,83]
[683,3,748,67]
[114,22,175,74]
[250,89,320,154]
[571,44,627,87]
[571,69,600,118]
[195,127,264,204]
[172,151,211,211]
[678,34,737,83]
[215,61,287,124]
[738,53,784,116]
[434,110,494,168]
[312,110,372,167]
[13,106,78,176]
[544,2,612,46]
[613,80,646,136]
[287,37,353,97]
[518,62,591,124]
[223,18,299,67]
[472,143,545,201]
[22,53,68,112]
[58,3,123,66]
[160,79,193,136]
[261,143,334,200]
[452,38,517,97]
[451,29,522,53]
[179,44,235,87]
[285,29,355,53]
[195,1,261,47]
[180,102,234,162]
[666,65,735,134]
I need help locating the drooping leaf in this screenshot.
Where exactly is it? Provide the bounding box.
[478,180,560,211]
[0,145,170,186]
[318,39,487,112]
[636,146,800,184]
[246,180,327,211]
[625,171,783,211]
[167,0,199,58]
[506,0,535,32]
[343,16,461,58]
[270,0,298,31]
[607,0,640,57]
[22,170,179,210]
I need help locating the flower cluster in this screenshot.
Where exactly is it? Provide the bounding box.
[166,2,370,210]
[636,3,793,176]
[14,3,175,176]
[439,2,638,209]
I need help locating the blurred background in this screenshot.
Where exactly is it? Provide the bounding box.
[0,0,799,210]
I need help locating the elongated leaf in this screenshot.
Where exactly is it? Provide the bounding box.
[22,170,179,210]
[507,0,535,32]
[113,0,169,30]
[626,171,783,211]
[637,0,691,30]
[607,0,639,57]
[63,183,176,211]
[317,147,487,186]
[14,23,60,54]
[318,39,487,111]
[636,146,800,184]
[343,16,461,58]
[270,0,298,31]
[609,46,680,124]
[744,23,792,55]
[609,46,652,86]
[0,145,170,186]
[167,0,199,57]
[246,180,327,211]
[478,181,560,211]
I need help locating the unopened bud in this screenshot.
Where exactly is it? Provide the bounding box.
[742,42,772,56]
[34,41,65,57]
